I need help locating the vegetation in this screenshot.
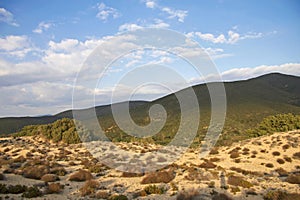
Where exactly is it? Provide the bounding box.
[143,185,165,195]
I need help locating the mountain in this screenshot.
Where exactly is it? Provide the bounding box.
[1,73,300,139]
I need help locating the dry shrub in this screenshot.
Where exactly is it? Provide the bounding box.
[265,163,274,168]
[284,156,292,162]
[79,180,99,196]
[230,152,239,159]
[210,157,220,162]
[141,170,175,184]
[212,193,233,200]
[282,144,290,150]
[227,175,253,188]
[276,158,285,164]
[47,183,62,194]
[272,151,280,156]
[209,148,219,155]
[41,174,59,182]
[176,188,200,200]
[252,150,258,155]
[121,172,144,177]
[50,166,67,176]
[22,165,50,180]
[292,152,300,159]
[234,159,241,163]
[229,167,261,176]
[69,169,93,182]
[143,185,165,195]
[96,190,110,199]
[285,174,300,184]
[199,160,216,169]
[264,190,300,200]
[275,168,288,176]
[0,173,5,180]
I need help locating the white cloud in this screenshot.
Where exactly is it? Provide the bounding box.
[161,7,187,22]
[0,35,35,58]
[142,1,188,23]
[145,0,156,8]
[33,22,53,34]
[96,2,120,22]
[0,8,18,26]
[188,30,264,44]
[118,19,169,32]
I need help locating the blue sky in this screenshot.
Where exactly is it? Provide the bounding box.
[0,0,299,116]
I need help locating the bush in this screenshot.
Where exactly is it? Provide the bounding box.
[79,180,99,196]
[143,185,165,195]
[265,163,274,168]
[47,183,62,194]
[69,169,93,182]
[141,170,175,184]
[22,165,50,180]
[276,158,285,164]
[285,174,300,184]
[109,194,128,200]
[176,189,200,200]
[0,173,5,180]
[227,175,253,188]
[22,186,42,198]
[199,161,216,169]
[230,152,240,159]
[41,174,59,182]
[272,151,280,156]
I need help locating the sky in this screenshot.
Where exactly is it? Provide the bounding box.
[0,0,300,117]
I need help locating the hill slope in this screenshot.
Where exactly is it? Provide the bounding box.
[1,73,300,139]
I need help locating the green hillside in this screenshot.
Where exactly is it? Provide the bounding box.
[1,73,300,146]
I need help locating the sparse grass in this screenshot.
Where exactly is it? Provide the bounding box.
[22,186,42,198]
[141,170,174,184]
[230,186,240,194]
[69,169,93,182]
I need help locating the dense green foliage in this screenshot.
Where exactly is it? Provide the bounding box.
[14,118,82,144]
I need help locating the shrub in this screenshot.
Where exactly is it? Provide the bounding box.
[212,193,233,200]
[109,194,128,200]
[79,180,99,196]
[275,168,288,176]
[265,163,274,168]
[284,156,292,162]
[22,186,42,198]
[285,174,300,184]
[199,160,216,169]
[143,185,165,195]
[293,152,300,159]
[22,165,50,180]
[0,173,5,180]
[47,183,62,194]
[276,158,285,164]
[227,175,253,188]
[7,185,27,194]
[121,172,144,177]
[176,188,200,200]
[50,166,67,176]
[272,151,280,156]
[88,165,103,173]
[96,190,110,199]
[230,152,240,159]
[209,148,219,155]
[282,144,290,150]
[69,169,93,182]
[141,170,174,184]
[41,174,59,182]
[210,157,220,162]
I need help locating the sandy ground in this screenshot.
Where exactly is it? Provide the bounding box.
[0,130,299,199]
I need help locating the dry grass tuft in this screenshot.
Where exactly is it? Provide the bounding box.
[79,180,100,196]
[227,175,253,188]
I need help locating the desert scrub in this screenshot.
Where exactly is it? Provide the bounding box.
[272,151,280,156]
[263,190,300,200]
[22,186,42,198]
[69,169,93,182]
[143,185,165,195]
[265,163,274,168]
[276,158,285,164]
[230,186,240,194]
[176,188,200,200]
[47,183,63,194]
[109,194,129,200]
[199,160,216,169]
[227,175,253,188]
[141,170,174,184]
[79,180,99,196]
[285,174,300,184]
[229,151,240,159]
[41,174,59,182]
